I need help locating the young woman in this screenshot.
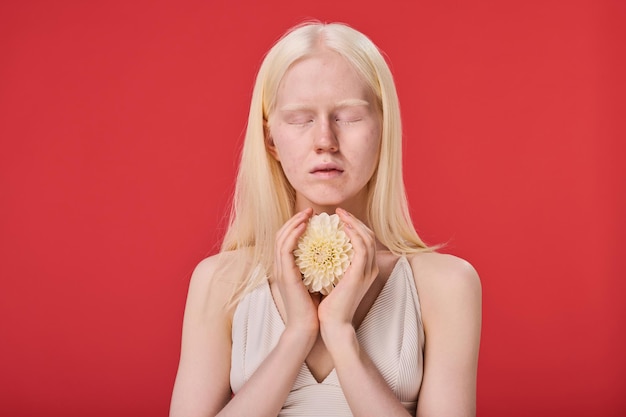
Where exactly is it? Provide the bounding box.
[170,22,481,417]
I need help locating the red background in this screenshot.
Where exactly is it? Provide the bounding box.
[1,1,624,416]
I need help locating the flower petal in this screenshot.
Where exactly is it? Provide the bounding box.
[293,213,353,294]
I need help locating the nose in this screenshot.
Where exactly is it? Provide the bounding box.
[314,119,339,153]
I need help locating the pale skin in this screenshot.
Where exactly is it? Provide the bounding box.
[170,48,482,417]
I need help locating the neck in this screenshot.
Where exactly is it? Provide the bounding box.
[295,198,369,227]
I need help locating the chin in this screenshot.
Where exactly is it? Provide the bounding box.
[299,188,367,212]
[307,197,356,212]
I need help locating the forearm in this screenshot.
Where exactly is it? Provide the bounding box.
[217,329,315,417]
[325,324,411,417]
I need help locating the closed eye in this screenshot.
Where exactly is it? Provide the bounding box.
[334,108,365,126]
[283,111,314,127]
[288,119,314,127]
[336,118,362,125]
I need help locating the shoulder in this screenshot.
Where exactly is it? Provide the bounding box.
[188,251,239,294]
[408,251,481,295]
[172,252,245,416]
[190,249,254,288]
[185,250,253,323]
[407,252,481,325]
[407,252,481,414]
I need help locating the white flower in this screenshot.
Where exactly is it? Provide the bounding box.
[294,213,353,295]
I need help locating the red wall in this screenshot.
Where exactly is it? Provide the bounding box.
[1,1,624,416]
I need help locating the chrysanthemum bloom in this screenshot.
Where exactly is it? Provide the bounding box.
[294,213,353,295]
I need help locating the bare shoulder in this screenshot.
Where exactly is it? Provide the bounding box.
[408,251,480,289]
[407,252,482,315]
[189,250,247,287]
[172,251,250,416]
[408,252,481,415]
[185,250,252,323]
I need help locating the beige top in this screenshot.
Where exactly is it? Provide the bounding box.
[230,256,424,416]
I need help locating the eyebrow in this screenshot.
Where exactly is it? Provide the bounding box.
[279,99,370,112]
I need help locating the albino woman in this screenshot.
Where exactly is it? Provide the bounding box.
[170,22,481,417]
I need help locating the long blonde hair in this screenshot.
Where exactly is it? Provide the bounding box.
[220,21,431,303]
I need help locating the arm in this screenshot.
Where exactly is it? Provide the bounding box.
[320,211,481,417]
[319,208,412,416]
[221,208,320,416]
[170,210,319,417]
[169,255,235,417]
[413,253,482,417]
[323,325,414,416]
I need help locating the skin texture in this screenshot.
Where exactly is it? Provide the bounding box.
[266,49,381,220]
[169,49,482,417]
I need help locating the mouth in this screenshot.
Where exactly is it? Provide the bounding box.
[311,164,344,178]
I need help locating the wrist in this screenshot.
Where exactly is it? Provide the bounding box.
[281,324,319,353]
[320,321,358,357]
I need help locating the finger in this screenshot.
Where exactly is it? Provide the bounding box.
[336,209,373,256]
[336,209,376,252]
[274,209,313,261]
[336,208,378,280]
[275,208,313,251]
[274,209,313,284]
[278,210,313,265]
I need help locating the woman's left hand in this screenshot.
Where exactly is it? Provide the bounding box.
[317,208,379,345]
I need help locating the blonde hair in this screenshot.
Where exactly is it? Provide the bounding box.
[220,21,431,303]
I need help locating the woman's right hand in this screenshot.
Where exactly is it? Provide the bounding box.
[272,207,320,340]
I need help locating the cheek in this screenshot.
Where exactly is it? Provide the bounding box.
[363,150,380,178]
[279,158,297,177]
[361,128,382,171]
[270,134,300,177]
[267,125,286,161]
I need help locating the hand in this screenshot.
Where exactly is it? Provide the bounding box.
[273,208,320,339]
[318,208,379,342]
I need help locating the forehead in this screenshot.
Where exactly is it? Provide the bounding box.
[274,50,373,108]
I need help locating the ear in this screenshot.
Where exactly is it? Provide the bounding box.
[264,121,280,161]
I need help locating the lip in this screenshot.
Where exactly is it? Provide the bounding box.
[310,163,344,178]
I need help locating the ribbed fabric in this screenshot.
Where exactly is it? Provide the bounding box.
[230,256,424,416]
